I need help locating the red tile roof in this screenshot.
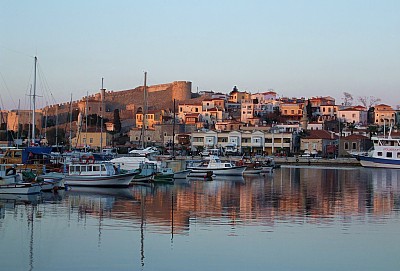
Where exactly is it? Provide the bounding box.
[305,130,338,140]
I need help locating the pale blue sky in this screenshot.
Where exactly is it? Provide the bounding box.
[1,0,399,110]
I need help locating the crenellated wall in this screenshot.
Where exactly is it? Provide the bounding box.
[42,81,192,124]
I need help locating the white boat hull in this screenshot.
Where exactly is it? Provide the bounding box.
[65,172,136,187]
[0,183,42,194]
[358,157,400,169]
[189,166,246,176]
[173,169,192,179]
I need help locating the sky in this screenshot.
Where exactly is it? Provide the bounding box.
[0,0,399,110]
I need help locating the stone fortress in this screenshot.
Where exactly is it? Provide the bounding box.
[43,81,192,124]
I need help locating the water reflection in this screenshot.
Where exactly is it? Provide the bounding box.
[1,167,400,270]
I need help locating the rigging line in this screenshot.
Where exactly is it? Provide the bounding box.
[0,70,17,109]
[37,62,58,106]
[0,44,34,59]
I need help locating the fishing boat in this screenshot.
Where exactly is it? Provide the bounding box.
[187,155,246,176]
[0,165,41,194]
[64,162,139,187]
[353,135,400,169]
[131,162,156,184]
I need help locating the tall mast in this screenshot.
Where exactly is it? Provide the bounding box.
[85,92,89,151]
[31,56,37,145]
[172,99,176,158]
[142,72,147,149]
[69,94,73,151]
[100,78,105,152]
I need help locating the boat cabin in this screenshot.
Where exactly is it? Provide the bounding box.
[68,163,116,176]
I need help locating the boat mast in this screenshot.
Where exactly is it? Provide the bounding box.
[55,103,59,147]
[69,94,73,151]
[142,72,147,149]
[172,99,175,158]
[85,92,89,152]
[100,78,105,152]
[31,56,37,145]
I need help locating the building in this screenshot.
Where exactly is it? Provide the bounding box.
[71,131,112,149]
[300,130,338,157]
[191,129,294,156]
[135,109,165,129]
[280,102,304,121]
[338,134,372,157]
[7,110,43,133]
[337,106,368,125]
[374,104,395,126]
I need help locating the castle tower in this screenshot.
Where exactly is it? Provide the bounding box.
[300,101,309,131]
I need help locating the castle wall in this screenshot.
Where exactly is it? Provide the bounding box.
[42,81,192,124]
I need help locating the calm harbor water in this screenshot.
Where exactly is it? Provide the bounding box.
[1,166,400,271]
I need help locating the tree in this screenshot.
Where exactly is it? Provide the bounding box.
[342,92,353,106]
[358,96,381,108]
[113,109,121,133]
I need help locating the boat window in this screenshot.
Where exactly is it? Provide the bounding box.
[397,152,400,159]
[101,165,106,171]
[93,165,100,171]
[73,166,80,172]
[87,166,92,172]
[386,152,393,158]
[81,166,87,172]
[377,152,382,157]
[15,151,22,157]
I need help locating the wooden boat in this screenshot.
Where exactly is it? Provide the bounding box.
[64,162,139,187]
[131,162,156,184]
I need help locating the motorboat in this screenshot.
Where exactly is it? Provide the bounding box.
[353,135,400,169]
[0,165,41,195]
[187,155,246,176]
[64,162,139,187]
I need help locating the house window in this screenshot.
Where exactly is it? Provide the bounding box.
[135,137,139,140]
[147,137,151,141]
[195,108,198,112]
[352,142,357,150]
[386,152,393,158]
[344,142,349,150]
[89,138,93,144]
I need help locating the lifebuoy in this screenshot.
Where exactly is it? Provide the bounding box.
[80,155,88,164]
[87,156,95,164]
